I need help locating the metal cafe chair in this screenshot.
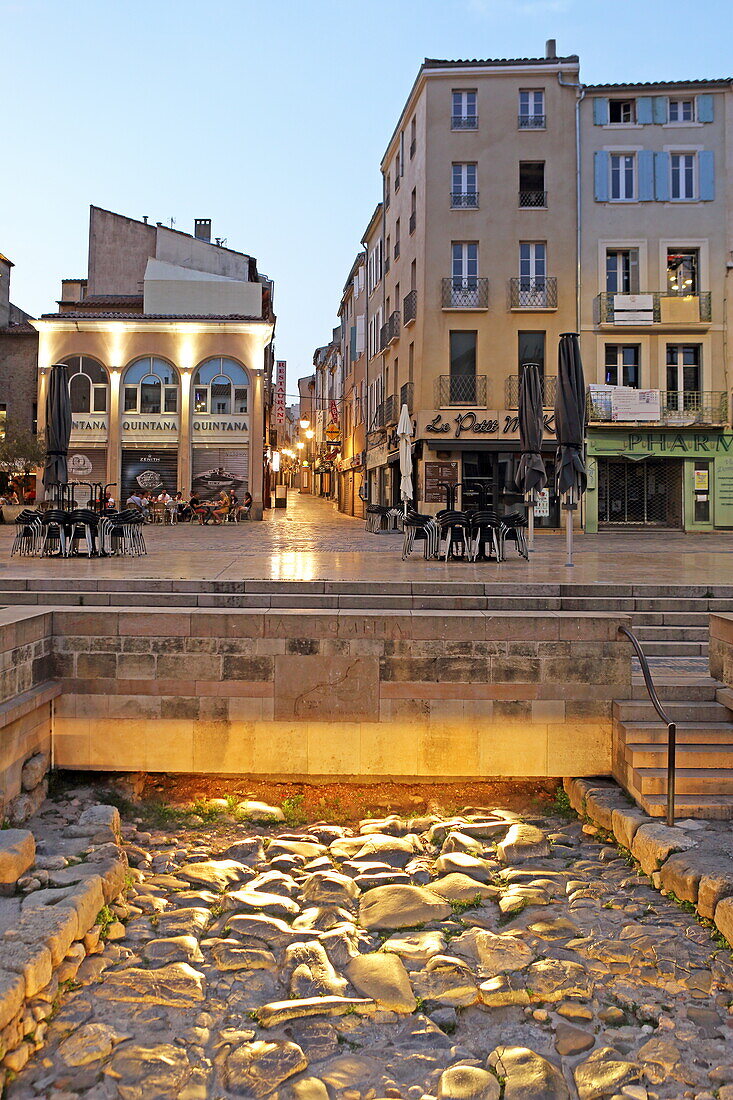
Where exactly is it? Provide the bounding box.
[11,510,43,557]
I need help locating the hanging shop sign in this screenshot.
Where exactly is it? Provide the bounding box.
[70,414,109,443]
[418,409,555,441]
[275,361,287,426]
[367,443,389,470]
[121,416,179,442]
[192,416,249,443]
[424,461,458,503]
[588,429,733,458]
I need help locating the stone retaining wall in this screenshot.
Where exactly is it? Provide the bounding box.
[564,776,733,949]
[49,607,631,779]
[709,613,733,684]
[0,609,56,823]
[0,804,127,1081]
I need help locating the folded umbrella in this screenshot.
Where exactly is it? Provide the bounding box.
[42,363,72,504]
[517,363,547,551]
[554,333,587,566]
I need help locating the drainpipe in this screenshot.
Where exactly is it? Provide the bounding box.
[557,71,586,332]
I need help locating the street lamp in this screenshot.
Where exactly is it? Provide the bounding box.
[299,418,310,430]
[305,429,314,439]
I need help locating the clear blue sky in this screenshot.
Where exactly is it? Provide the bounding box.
[3,0,731,398]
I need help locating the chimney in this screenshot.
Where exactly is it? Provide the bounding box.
[194,218,212,242]
[142,215,148,224]
[545,38,557,59]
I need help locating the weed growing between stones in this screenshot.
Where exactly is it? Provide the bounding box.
[281,794,307,827]
[95,905,115,940]
[449,895,484,916]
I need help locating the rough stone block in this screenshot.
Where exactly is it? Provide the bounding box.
[0,969,25,1030]
[496,824,550,863]
[659,851,704,904]
[611,807,649,852]
[583,787,624,831]
[1,940,52,998]
[0,830,35,889]
[78,804,121,842]
[698,866,733,920]
[17,904,78,966]
[20,753,49,792]
[717,896,733,948]
[631,823,697,877]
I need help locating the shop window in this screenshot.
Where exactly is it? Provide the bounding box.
[123,358,179,414]
[605,345,640,387]
[194,358,249,415]
[62,356,109,413]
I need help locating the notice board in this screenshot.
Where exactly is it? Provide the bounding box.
[424,461,458,503]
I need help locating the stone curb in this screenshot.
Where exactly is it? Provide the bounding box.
[0,804,128,1079]
[563,777,733,947]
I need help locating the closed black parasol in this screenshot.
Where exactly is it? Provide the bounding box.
[42,363,72,503]
[516,362,547,551]
[554,333,587,566]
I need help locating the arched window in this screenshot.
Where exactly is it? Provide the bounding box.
[63,356,108,414]
[123,357,179,414]
[193,358,249,415]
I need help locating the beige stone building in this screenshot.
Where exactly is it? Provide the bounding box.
[336,253,367,517]
[580,79,733,531]
[0,254,38,443]
[357,46,581,522]
[32,207,275,518]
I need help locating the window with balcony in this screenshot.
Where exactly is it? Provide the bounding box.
[445,242,485,308]
[609,98,635,124]
[669,98,694,122]
[518,89,545,128]
[451,162,478,207]
[449,331,478,403]
[518,331,545,380]
[519,162,546,207]
[670,153,696,200]
[606,249,639,294]
[605,345,640,388]
[452,89,477,129]
[610,153,636,200]
[517,242,547,305]
[666,344,701,395]
[667,248,699,295]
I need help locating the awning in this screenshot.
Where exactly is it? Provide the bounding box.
[424,438,555,453]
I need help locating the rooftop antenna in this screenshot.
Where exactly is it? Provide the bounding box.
[170,217,176,229]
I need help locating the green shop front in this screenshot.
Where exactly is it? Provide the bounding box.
[586,428,733,532]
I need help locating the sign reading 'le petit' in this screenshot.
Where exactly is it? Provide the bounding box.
[422,410,556,439]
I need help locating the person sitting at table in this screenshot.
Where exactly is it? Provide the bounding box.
[127,490,150,521]
[237,490,253,520]
[189,490,208,524]
[102,490,116,511]
[211,489,230,525]
[172,491,188,520]
[157,489,172,505]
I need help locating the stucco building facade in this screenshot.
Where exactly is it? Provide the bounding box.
[0,254,38,440]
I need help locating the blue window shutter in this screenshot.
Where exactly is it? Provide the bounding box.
[593,97,609,125]
[594,151,609,201]
[697,94,714,123]
[638,151,655,200]
[699,151,715,200]
[654,152,670,201]
[653,96,668,124]
[637,97,653,124]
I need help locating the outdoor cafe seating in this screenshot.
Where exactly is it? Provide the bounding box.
[11,506,147,558]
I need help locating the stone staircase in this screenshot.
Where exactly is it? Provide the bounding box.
[613,674,733,819]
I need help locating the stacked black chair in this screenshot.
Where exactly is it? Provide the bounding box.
[468,510,504,562]
[437,510,471,561]
[11,510,43,557]
[68,509,99,556]
[401,511,440,560]
[502,510,529,560]
[41,509,71,557]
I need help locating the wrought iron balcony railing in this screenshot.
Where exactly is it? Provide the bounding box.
[587,389,727,425]
[380,311,400,350]
[437,374,488,407]
[384,394,398,426]
[595,291,712,325]
[509,276,558,309]
[403,289,417,325]
[400,381,414,413]
[519,189,547,208]
[451,114,478,130]
[450,191,479,208]
[518,114,546,129]
[441,277,489,310]
[505,374,557,409]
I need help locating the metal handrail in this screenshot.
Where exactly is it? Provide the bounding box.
[618,624,676,827]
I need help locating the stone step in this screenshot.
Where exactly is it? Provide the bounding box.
[634,626,709,642]
[625,739,733,768]
[637,641,709,657]
[633,611,710,627]
[640,794,733,820]
[635,768,733,796]
[630,677,720,700]
[614,700,730,722]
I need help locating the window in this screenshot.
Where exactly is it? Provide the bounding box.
[519,89,545,128]
[609,98,635,124]
[452,89,477,129]
[666,344,701,395]
[667,248,699,295]
[605,345,640,387]
[519,242,546,289]
[0,404,6,441]
[669,98,694,122]
[518,332,545,380]
[519,162,546,206]
[368,308,383,359]
[384,173,390,209]
[193,358,249,415]
[123,358,178,414]
[410,116,416,158]
[451,163,478,207]
[395,153,400,191]
[452,242,478,284]
[610,154,636,200]
[367,239,383,294]
[671,153,696,200]
[394,219,400,260]
[410,188,417,233]
[449,331,477,403]
[63,356,109,414]
[606,249,639,294]
[409,341,414,382]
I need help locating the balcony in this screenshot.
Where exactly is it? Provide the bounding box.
[403,289,417,325]
[384,394,398,426]
[409,211,416,234]
[441,277,489,310]
[595,291,712,326]
[505,374,557,409]
[380,311,401,350]
[587,389,727,426]
[369,402,385,432]
[518,114,546,129]
[519,189,547,208]
[400,381,414,413]
[509,277,558,310]
[450,191,479,209]
[437,374,488,407]
[451,114,478,130]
